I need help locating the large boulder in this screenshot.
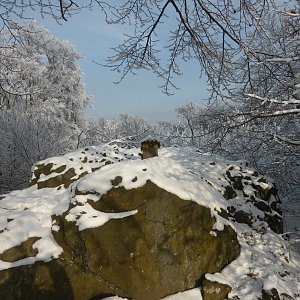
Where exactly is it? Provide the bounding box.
[52,181,240,299]
[0,181,240,300]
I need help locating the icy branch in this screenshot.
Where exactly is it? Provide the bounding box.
[245,94,300,106]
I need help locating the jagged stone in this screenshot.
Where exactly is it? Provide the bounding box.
[261,287,280,300]
[253,200,272,213]
[140,139,160,159]
[252,181,276,201]
[201,278,232,300]
[0,260,106,300]
[264,214,283,234]
[226,171,243,190]
[0,145,288,300]
[30,163,54,186]
[110,176,122,186]
[223,185,237,200]
[233,210,253,226]
[223,166,282,233]
[270,197,282,216]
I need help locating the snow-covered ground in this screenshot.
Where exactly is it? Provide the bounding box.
[0,143,299,299]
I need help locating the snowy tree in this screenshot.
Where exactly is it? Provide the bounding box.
[175,103,201,146]
[0,21,89,121]
[0,106,77,193]
[0,21,89,193]
[1,2,299,118]
[77,117,121,147]
[227,8,300,146]
[78,114,154,148]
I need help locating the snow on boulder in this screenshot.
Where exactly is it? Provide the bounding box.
[0,144,299,300]
[51,180,240,299]
[30,143,140,189]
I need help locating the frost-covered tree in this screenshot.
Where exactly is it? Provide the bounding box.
[78,113,154,148]
[0,106,77,193]
[0,21,89,121]
[0,22,89,193]
[228,8,300,146]
[175,103,201,146]
[212,9,300,219]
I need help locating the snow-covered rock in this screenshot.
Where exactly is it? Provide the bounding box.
[0,144,299,300]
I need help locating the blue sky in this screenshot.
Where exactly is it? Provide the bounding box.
[29,8,209,122]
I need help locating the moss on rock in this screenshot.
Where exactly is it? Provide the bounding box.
[0,237,39,262]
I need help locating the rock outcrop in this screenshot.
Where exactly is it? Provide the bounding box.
[30,144,140,189]
[0,145,298,300]
[140,139,161,159]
